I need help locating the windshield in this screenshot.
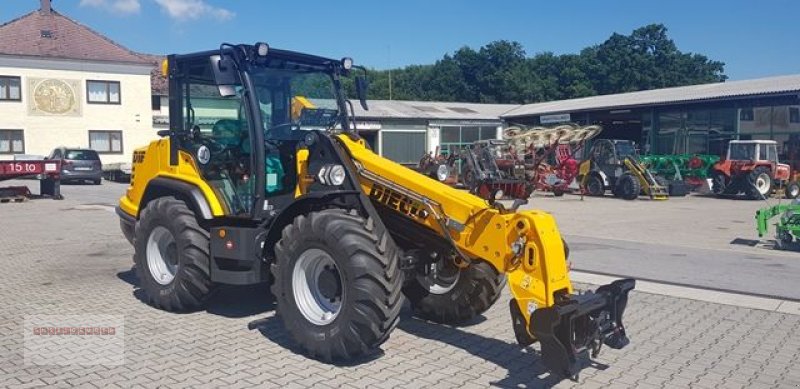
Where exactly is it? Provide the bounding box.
[615,142,638,158]
[65,150,99,160]
[729,143,755,160]
[250,67,340,135]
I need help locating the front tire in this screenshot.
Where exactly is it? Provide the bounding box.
[615,173,641,200]
[271,209,404,361]
[403,259,505,324]
[133,197,216,311]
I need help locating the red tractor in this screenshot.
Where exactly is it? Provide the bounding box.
[710,140,796,199]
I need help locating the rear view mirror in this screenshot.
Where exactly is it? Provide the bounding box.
[210,54,237,96]
[355,76,369,110]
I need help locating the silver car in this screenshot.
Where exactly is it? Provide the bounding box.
[48,147,103,185]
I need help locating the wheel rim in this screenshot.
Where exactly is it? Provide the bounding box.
[292,248,343,325]
[755,173,771,194]
[146,226,178,285]
[417,262,460,295]
[791,186,799,198]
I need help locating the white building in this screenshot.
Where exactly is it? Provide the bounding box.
[0,0,156,163]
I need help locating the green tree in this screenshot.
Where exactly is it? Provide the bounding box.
[356,24,726,104]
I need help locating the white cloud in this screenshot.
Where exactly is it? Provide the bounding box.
[153,0,235,21]
[79,0,141,14]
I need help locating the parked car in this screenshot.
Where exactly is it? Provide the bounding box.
[48,147,103,185]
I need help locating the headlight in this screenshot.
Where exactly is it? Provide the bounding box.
[255,42,269,57]
[342,57,353,70]
[436,164,449,181]
[318,164,346,186]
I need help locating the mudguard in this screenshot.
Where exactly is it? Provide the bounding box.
[531,278,635,379]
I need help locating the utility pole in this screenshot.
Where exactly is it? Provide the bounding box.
[388,45,393,100]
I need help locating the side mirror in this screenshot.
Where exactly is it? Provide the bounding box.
[355,76,369,110]
[210,54,237,95]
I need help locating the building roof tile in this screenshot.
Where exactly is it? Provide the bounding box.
[0,8,152,65]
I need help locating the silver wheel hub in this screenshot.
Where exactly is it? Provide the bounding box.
[292,248,343,325]
[755,173,771,194]
[146,226,178,285]
[417,262,460,295]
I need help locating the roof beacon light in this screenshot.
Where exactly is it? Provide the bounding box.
[255,42,269,57]
[342,57,353,70]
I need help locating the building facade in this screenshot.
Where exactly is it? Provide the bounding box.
[502,75,800,159]
[0,1,156,163]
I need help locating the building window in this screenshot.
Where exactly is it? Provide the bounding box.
[151,95,162,111]
[0,76,21,101]
[87,80,121,104]
[381,131,426,164]
[439,125,498,156]
[0,130,24,154]
[89,130,123,154]
[739,108,754,121]
[790,107,800,124]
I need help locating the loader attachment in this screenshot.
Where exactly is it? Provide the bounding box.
[529,278,635,379]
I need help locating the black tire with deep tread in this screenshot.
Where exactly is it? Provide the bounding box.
[133,196,216,311]
[271,209,404,362]
[711,172,727,196]
[615,173,641,200]
[585,174,605,197]
[403,260,506,324]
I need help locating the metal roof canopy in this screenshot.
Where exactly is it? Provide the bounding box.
[502,74,800,119]
[351,100,517,121]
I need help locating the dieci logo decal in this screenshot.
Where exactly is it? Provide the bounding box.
[369,183,429,221]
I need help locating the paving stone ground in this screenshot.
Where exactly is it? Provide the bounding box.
[1,184,799,388]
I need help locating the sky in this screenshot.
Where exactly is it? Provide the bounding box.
[2,0,799,81]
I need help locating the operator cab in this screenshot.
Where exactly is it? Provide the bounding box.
[161,43,368,218]
[726,140,779,164]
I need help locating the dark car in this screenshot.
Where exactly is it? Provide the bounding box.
[48,147,103,185]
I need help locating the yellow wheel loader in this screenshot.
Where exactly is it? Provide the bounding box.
[116,43,634,379]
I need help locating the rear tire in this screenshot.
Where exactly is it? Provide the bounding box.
[93,179,102,185]
[747,166,773,200]
[403,260,505,324]
[615,173,641,200]
[271,209,404,361]
[133,197,216,311]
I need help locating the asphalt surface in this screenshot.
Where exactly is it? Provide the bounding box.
[566,234,800,300]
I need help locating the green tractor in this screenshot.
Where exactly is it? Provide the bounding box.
[756,201,800,250]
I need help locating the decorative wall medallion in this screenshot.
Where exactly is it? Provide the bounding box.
[28,78,82,116]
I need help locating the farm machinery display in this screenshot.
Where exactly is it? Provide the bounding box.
[460,139,533,200]
[578,139,669,200]
[503,124,603,196]
[756,200,800,250]
[710,140,798,200]
[417,146,457,185]
[639,154,719,190]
